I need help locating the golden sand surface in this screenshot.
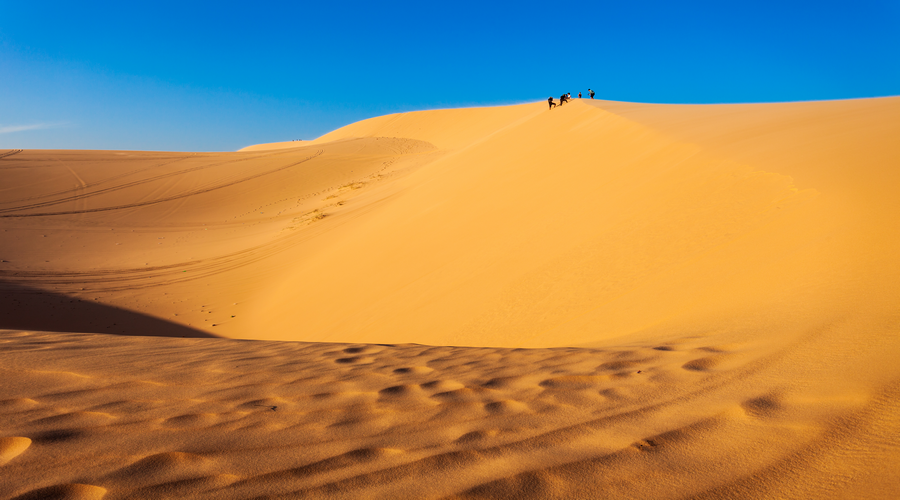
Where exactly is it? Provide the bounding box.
[1,97,899,498]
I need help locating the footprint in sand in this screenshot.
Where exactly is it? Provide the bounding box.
[694,343,742,353]
[342,345,383,355]
[632,438,660,452]
[421,380,465,392]
[164,413,218,427]
[484,400,528,414]
[393,366,435,375]
[740,393,785,419]
[456,429,500,443]
[335,356,375,364]
[378,384,425,398]
[480,376,533,390]
[431,387,494,402]
[107,451,212,483]
[32,429,86,444]
[599,387,631,400]
[597,360,640,371]
[682,356,722,371]
[539,375,609,389]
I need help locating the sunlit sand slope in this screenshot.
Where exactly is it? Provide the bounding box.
[252,98,900,349]
[1,98,899,498]
[3,99,897,348]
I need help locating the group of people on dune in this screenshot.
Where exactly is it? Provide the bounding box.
[549,89,594,109]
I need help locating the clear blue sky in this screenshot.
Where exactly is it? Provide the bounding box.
[1,1,898,151]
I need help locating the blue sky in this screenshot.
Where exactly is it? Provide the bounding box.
[1,1,898,151]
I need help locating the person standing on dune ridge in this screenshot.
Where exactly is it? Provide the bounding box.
[578,92,582,98]
[589,88,595,99]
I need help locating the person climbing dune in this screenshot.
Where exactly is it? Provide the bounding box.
[548,96,556,110]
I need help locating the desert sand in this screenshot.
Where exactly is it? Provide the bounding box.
[1,97,899,498]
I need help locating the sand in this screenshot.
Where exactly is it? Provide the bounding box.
[1,97,899,498]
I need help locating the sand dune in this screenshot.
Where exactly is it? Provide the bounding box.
[1,97,899,498]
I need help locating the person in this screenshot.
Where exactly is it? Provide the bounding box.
[548,96,556,109]
[589,88,595,99]
[578,92,582,98]
[560,94,568,105]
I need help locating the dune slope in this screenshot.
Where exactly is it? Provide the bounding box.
[1,97,899,498]
[3,98,898,348]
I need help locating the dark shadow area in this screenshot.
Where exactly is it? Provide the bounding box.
[0,281,217,338]
[11,484,101,500]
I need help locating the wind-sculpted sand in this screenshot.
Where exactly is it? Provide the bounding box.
[2,97,899,498]
[3,328,898,499]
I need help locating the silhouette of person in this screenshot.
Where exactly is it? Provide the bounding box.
[578,92,582,98]
[589,88,595,99]
[548,97,556,109]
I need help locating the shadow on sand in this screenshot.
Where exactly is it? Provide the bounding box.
[0,281,216,338]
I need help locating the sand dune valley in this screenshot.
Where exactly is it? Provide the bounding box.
[2,97,900,499]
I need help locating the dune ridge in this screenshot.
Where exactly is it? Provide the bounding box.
[1,97,899,498]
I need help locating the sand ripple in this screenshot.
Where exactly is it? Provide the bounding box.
[1,329,897,498]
